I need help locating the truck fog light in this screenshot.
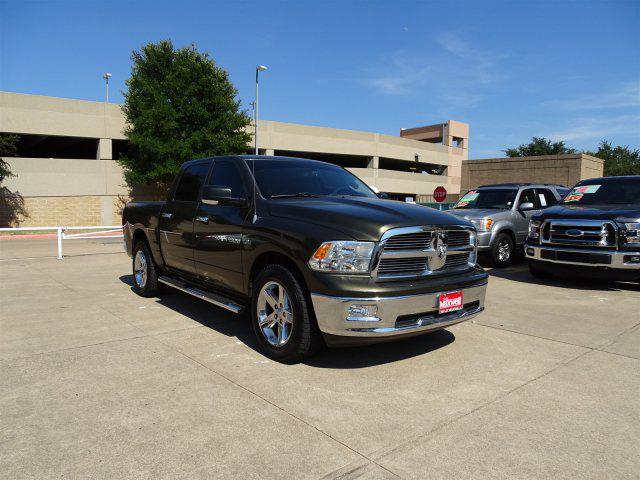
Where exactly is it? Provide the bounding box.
[347,304,379,321]
[624,255,640,264]
[526,247,534,256]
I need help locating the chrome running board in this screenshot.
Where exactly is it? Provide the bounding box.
[158,276,243,314]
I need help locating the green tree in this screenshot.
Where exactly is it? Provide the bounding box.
[587,140,640,177]
[119,40,251,187]
[0,133,19,184]
[504,137,576,157]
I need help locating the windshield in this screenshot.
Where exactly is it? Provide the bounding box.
[245,159,377,199]
[454,189,517,210]
[563,179,640,205]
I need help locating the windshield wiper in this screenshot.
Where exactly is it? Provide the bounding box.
[270,192,322,199]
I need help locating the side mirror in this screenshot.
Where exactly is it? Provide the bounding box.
[201,185,247,207]
[519,202,535,211]
[377,192,389,199]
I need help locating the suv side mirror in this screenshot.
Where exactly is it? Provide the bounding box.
[519,202,535,211]
[377,192,389,199]
[201,185,247,207]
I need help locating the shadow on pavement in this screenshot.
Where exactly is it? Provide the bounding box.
[305,329,455,369]
[120,274,457,368]
[486,264,640,293]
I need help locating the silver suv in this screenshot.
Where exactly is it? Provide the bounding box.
[449,183,570,266]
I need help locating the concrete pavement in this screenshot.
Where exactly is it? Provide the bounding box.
[1,240,638,479]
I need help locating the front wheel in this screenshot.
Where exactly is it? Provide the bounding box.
[491,233,514,268]
[250,264,322,363]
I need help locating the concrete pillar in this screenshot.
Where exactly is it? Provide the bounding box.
[368,156,379,169]
[97,138,112,160]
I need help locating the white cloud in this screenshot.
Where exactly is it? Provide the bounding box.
[545,81,640,111]
[362,32,505,107]
[547,113,640,142]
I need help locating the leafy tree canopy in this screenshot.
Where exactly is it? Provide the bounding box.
[587,140,640,177]
[504,137,576,157]
[119,40,251,187]
[0,134,19,184]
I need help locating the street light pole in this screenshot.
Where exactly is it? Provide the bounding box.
[103,72,112,103]
[254,65,267,155]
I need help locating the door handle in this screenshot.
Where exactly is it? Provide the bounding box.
[195,215,209,224]
[161,212,173,219]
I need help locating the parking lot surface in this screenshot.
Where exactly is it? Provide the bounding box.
[1,240,639,479]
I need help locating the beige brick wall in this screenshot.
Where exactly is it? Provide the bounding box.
[0,196,105,227]
[461,154,604,192]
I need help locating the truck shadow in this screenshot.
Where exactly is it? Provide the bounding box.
[305,330,455,369]
[119,274,457,368]
[486,265,640,292]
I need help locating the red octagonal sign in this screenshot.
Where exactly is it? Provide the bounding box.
[434,186,447,203]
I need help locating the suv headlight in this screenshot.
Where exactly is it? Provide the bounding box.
[308,241,375,273]
[528,220,541,239]
[618,222,640,245]
[471,218,493,231]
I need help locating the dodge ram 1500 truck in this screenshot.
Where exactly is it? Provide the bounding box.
[123,156,488,362]
[526,175,640,284]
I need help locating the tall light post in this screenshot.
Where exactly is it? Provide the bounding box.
[103,72,112,103]
[254,65,267,155]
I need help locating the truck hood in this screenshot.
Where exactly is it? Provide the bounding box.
[536,204,640,222]
[267,197,472,241]
[448,208,506,220]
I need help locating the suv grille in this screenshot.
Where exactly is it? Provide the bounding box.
[542,220,617,248]
[374,227,474,279]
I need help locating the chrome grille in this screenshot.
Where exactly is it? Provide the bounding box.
[542,220,617,248]
[444,252,471,268]
[374,226,475,279]
[447,231,471,248]
[377,258,427,276]
[383,232,431,251]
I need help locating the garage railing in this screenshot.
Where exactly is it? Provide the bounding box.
[0,225,123,259]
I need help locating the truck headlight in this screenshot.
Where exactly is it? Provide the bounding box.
[619,222,640,245]
[308,241,375,273]
[471,218,493,231]
[528,220,541,239]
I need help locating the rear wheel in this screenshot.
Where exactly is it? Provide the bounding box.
[132,241,159,297]
[491,233,514,268]
[250,264,322,363]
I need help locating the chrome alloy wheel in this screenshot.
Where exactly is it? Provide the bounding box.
[257,281,293,347]
[134,250,148,289]
[497,238,511,262]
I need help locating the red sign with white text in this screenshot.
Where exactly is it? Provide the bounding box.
[434,186,447,203]
[439,291,463,314]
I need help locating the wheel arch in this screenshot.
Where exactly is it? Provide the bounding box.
[248,251,309,297]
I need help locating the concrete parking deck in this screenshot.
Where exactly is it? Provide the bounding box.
[1,240,638,479]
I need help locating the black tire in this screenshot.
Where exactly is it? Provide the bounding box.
[491,233,514,268]
[250,264,323,363]
[529,261,553,279]
[132,240,159,297]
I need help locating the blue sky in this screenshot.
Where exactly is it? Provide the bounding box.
[1,0,639,158]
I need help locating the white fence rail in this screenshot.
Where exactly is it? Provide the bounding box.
[0,225,123,259]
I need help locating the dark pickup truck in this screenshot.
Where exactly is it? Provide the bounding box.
[123,155,488,362]
[526,175,640,284]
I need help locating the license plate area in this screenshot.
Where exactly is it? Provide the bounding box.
[438,291,463,314]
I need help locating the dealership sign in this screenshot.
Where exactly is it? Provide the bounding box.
[434,186,447,203]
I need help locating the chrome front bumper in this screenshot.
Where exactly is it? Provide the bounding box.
[526,245,640,269]
[310,282,487,337]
